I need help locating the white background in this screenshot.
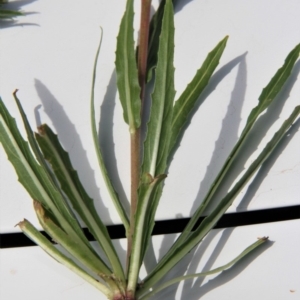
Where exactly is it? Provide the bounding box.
[0,0,300,299]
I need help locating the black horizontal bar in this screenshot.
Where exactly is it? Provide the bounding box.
[1,205,299,249]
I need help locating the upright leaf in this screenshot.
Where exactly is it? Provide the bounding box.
[169,36,228,152]
[179,42,300,243]
[146,0,182,82]
[127,174,166,295]
[91,31,129,232]
[142,0,175,177]
[141,106,300,291]
[146,0,166,82]
[115,0,141,131]
[157,43,300,264]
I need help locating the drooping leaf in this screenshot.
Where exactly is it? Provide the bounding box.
[115,0,141,131]
[169,36,228,152]
[35,124,125,284]
[91,30,129,233]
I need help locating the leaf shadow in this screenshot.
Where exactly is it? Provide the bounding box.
[0,0,38,29]
[143,53,246,289]
[168,53,247,167]
[98,71,130,215]
[238,117,300,210]
[181,228,234,296]
[233,60,300,210]
[190,54,248,214]
[173,0,195,13]
[34,80,113,224]
[150,54,300,299]
[196,58,300,215]
[154,229,221,299]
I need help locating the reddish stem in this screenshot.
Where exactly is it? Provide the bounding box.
[126,1,152,294]
[138,0,152,104]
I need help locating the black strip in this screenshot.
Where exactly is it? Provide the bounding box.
[1,205,299,249]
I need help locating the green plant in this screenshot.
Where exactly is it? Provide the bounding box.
[0,0,299,299]
[0,0,23,20]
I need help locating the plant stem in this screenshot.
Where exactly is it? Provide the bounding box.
[127,0,152,272]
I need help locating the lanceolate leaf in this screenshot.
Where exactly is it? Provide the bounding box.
[0,98,82,239]
[115,0,141,131]
[141,106,300,291]
[166,43,300,254]
[140,37,228,262]
[169,36,228,153]
[138,0,175,266]
[146,0,183,82]
[12,92,95,252]
[35,124,125,284]
[13,91,60,185]
[142,0,175,177]
[138,237,269,300]
[91,31,129,232]
[0,98,50,207]
[245,43,300,130]
[146,0,166,82]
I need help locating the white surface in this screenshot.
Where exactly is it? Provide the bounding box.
[1,0,300,233]
[1,220,299,299]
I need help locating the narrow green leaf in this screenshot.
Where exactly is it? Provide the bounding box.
[35,124,125,284]
[142,0,175,177]
[139,37,228,263]
[146,0,180,82]
[169,36,228,152]
[165,43,300,255]
[245,43,300,130]
[138,0,175,266]
[0,97,50,208]
[138,237,269,300]
[91,30,129,233]
[0,97,94,254]
[115,0,141,131]
[18,219,113,298]
[0,8,23,19]
[33,201,124,294]
[141,106,300,291]
[146,0,166,82]
[13,91,57,182]
[127,174,167,294]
